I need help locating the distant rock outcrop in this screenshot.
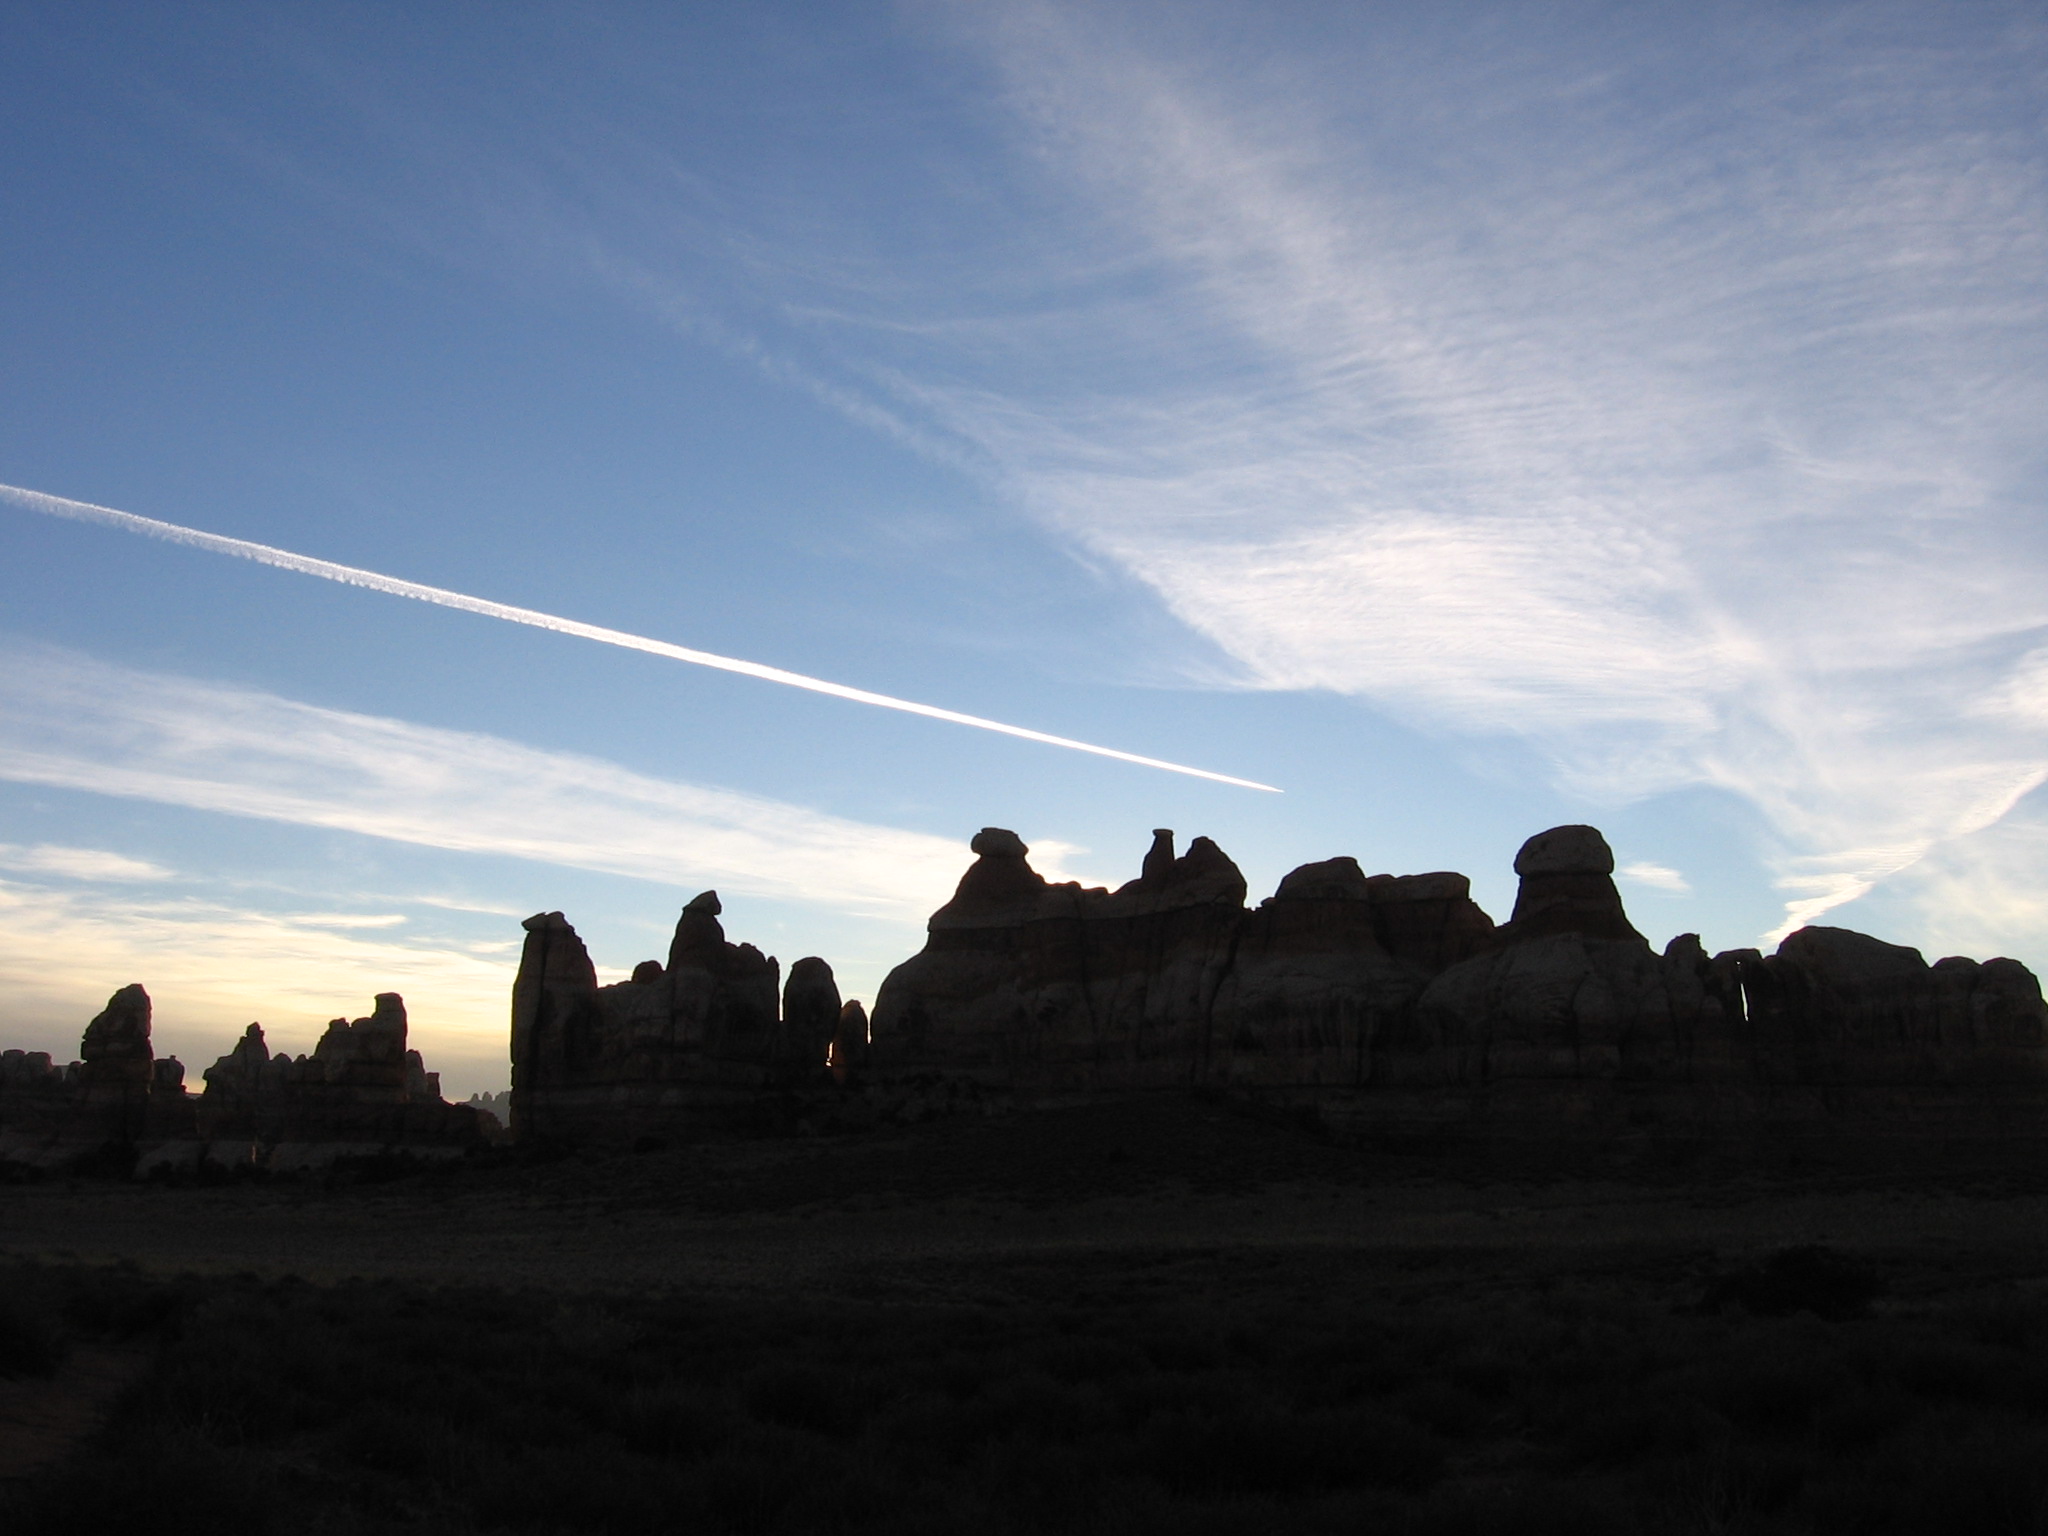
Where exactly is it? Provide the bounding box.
[0,985,193,1170]
[196,995,489,1171]
[0,987,486,1175]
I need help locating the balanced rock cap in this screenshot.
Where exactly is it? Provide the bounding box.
[970,828,1029,859]
[1513,825,1614,877]
[1273,857,1371,903]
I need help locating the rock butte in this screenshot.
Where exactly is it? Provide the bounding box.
[0,988,490,1174]
[4,822,2046,1173]
[509,823,2048,1164]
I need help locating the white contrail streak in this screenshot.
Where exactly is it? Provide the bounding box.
[0,482,1281,793]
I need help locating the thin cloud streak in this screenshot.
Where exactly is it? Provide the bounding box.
[0,643,972,917]
[0,482,1279,794]
[0,844,173,882]
[1619,862,1691,896]
[867,4,2048,942]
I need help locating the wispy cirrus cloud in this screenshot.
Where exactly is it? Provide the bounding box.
[123,5,2048,950]
[1619,862,1691,896]
[846,3,2048,943]
[0,843,172,882]
[0,873,518,1093]
[0,642,969,918]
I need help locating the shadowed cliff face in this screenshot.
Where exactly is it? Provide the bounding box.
[868,827,1504,1087]
[494,819,2048,1157]
[508,892,838,1147]
[869,823,2048,1120]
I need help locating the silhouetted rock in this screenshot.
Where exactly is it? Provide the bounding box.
[861,822,2048,1164]
[25,820,2035,1169]
[0,985,193,1170]
[1500,825,1642,944]
[1363,872,1498,973]
[1728,926,2048,1086]
[194,998,487,1170]
[782,958,841,1079]
[79,984,154,1084]
[1214,857,1422,1088]
[511,912,602,1129]
[830,1000,869,1081]
[874,828,1430,1090]
[874,828,1251,1087]
[510,892,805,1147]
[465,1089,513,1134]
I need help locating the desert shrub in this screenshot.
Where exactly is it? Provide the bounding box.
[743,1361,863,1437]
[1700,1245,1885,1320]
[7,1425,280,1536]
[1645,1442,1810,1525]
[0,1287,62,1377]
[1806,1415,2048,1535]
[1893,1339,2004,1403]
[1811,1380,1917,1451]
[1137,1400,1442,1496]
[1696,1353,1843,1432]
[1401,1480,1636,1536]
[18,1236,2048,1535]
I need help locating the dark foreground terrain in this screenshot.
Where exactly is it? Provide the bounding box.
[7,1096,2048,1534]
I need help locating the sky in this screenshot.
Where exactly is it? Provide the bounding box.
[1,1,2044,1097]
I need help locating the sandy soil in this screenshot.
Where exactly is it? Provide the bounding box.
[5,1097,2046,1307]
[0,1344,150,1483]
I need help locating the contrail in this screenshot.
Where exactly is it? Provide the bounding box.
[0,482,1281,793]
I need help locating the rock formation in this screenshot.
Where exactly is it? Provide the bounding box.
[829,1000,869,1082]
[195,995,489,1171]
[862,824,2048,1162]
[783,957,842,1076]
[871,826,1251,1088]
[0,985,194,1170]
[510,893,834,1147]
[12,820,2043,1170]
[0,988,486,1175]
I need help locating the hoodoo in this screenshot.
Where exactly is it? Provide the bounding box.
[508,894,837,1147]
[503,821,2048,1162]
[11,821,2045,1172]
[0,988,486,1173]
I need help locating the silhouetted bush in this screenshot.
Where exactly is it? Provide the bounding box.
[13,1239,2048,1534]
[1700,1245,1885,1320]
[0,1291,62,1376]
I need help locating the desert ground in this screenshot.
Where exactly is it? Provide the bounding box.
[6,1096,2048,1534]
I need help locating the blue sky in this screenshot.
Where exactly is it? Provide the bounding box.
[2,2,2044,1095]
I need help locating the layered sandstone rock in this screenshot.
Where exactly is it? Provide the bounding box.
[196,996,488,1170]
[0,985,485,1175]
[866,823,2048,1160]
[872,828,1250,1088]
[1212,857,1428,1089]
[830,1000,870,1082]
[1363,871,1498,973]
[79,984,155,1084]
[782,958,842,1078]
[1417,827,1693,1082]
[510,893,830,1146]
[872,828,1476,1090]
[1412,828,2048,1102]
[0,986,194,1170]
